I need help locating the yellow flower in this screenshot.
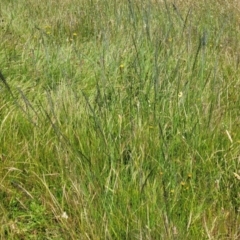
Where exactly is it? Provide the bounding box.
[180,181,186,186]
[178,91,183,98]
[119,64,124,69]
[73,32,77,36]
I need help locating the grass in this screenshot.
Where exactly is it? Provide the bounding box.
[0,0,240,239]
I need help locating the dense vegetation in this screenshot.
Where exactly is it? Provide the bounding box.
[0,0,239,239]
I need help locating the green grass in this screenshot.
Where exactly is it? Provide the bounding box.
[0,0,240,239]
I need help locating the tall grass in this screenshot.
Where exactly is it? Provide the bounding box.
[0,0,240,239]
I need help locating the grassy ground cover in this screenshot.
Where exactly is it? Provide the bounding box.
[0,0,240,239]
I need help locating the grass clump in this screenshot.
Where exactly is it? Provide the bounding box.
[0,0,240,239]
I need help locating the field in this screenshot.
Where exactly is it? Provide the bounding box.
[0,0,240,239]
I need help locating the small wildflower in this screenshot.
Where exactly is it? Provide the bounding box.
[170,189,175,194]
[119,64,124,69]
[44,25,51,34]
[73,32,77,36]
[178,91,183,98]
[188,174,192,178]
[180,181,186,186]
[61,212,69,219]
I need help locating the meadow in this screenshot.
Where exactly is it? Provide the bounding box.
[0,0,240,239]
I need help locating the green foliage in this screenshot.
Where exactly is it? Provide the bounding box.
[0,0,240,239]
